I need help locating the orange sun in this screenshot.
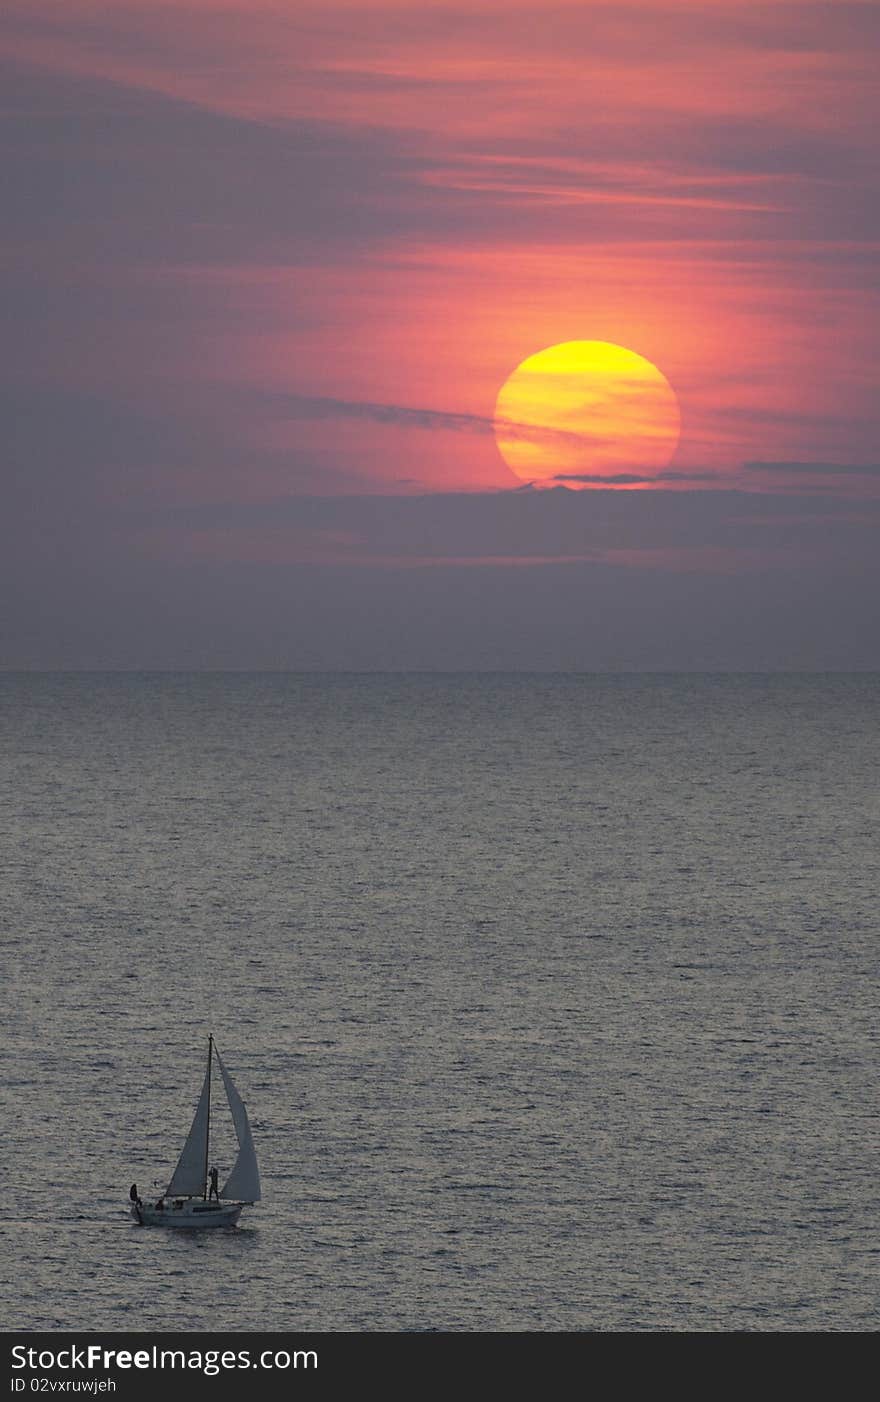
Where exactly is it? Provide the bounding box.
[493,340,681,487]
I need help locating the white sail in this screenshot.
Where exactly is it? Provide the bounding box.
[166,1063,211,1197]
[216,1050,261,1202]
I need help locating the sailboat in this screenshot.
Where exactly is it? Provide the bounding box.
[130,1034,260,1228]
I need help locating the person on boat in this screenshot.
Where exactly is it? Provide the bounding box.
[208,1166,219,1201]
[155,1197,165,1211]
[129,1183,142,1207]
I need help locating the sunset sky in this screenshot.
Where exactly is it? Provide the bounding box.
[3,0,879,667]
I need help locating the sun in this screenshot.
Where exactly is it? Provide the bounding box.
[493,340,681,487]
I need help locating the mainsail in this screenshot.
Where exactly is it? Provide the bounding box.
[162,1038,260,1203]
[216,1050,261,1202]
[166,1061,211,1197]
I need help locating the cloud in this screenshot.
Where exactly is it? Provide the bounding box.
[0,61,434,264]
[5,1,878,262]
[744,460,880,477]
[282,394,606,450]
[130,484,880,572]
[553,471,720,485]
[284,394,497,436]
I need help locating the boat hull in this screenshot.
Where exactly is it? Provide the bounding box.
[132,1200,244,1228]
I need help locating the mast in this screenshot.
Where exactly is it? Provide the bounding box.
[204,1033,213,1200]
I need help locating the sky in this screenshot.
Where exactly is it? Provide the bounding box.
[3,0,879,668]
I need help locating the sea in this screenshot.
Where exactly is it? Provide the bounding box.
[1,672,878,1333]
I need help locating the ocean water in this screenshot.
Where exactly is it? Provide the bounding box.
[1,672,878,1333]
